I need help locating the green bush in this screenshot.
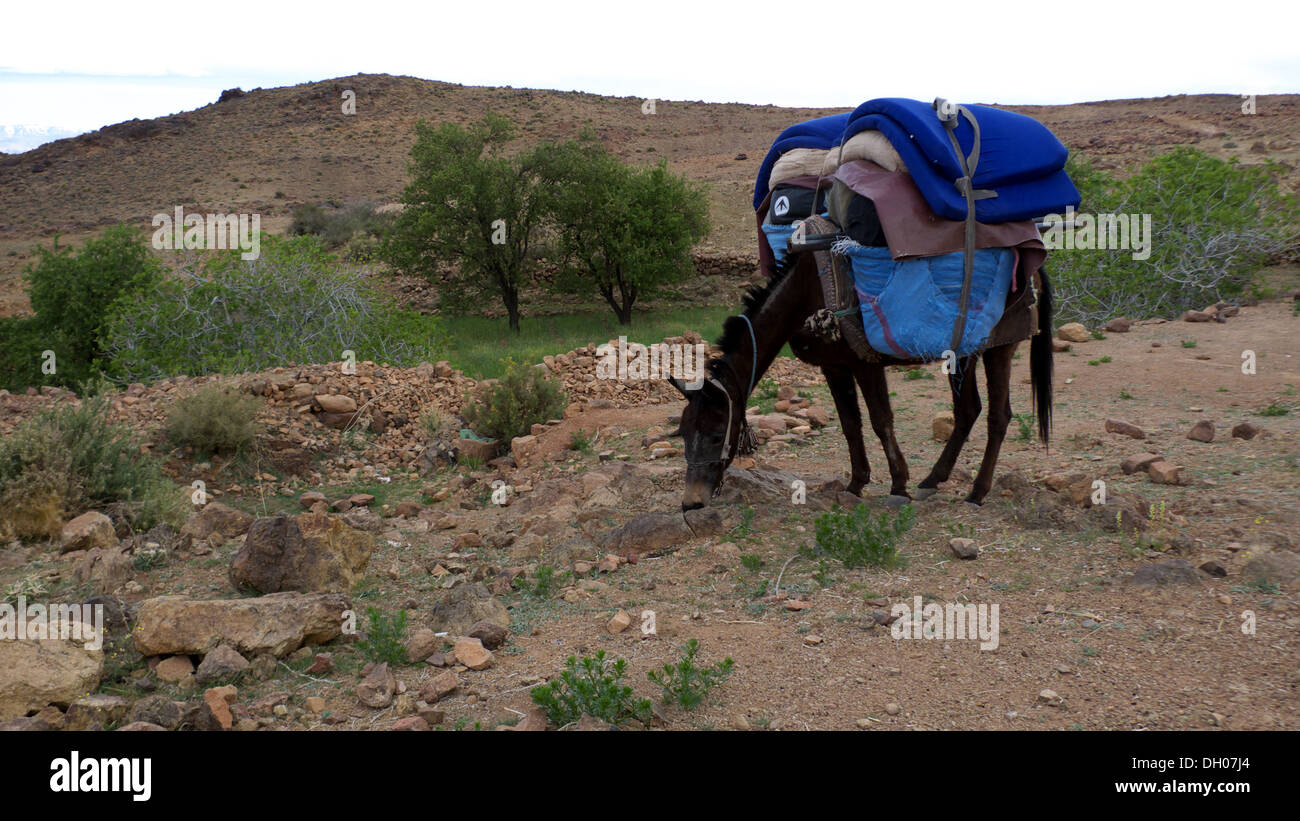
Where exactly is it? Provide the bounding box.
[807,503,915,569]
[461,357,566,446]
[0,315,57,394]
[647,639,734,711]
[530,651,652,727]
[356,607,409,665]
[0,225,164,392]
[290,201,393,249]
[166,383,262,458]
[103,233,446,383]
[0,384,187,537]
[1052,148,1298,324]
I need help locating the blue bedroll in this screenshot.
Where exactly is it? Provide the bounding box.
[753,112,851,210]
[844,244,1016,359]
[841,98,1080,223]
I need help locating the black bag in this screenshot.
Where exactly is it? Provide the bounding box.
[768,183,825,224]
[842,193,888,247]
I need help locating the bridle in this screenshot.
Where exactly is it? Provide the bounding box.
[685,314,758,471]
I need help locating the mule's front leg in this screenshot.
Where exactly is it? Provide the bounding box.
[822,365,869,494]
[855,363,909,499]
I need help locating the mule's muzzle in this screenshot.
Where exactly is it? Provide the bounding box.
[681,479,712,512]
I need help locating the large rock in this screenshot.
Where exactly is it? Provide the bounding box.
[599,512,694,557]
[72,547,133,594]
[133,592,349,658]
[358,662,395,708]
[1186,420,1215,443]
[1120,453,1162,475]
[511,434,542,468]
[1129,559,1202,587]
[1242,551,1300,584]
[457,436,498,463]
[1057,322,1090,342]
[194,644,250,686]
[1147,461,1185,485]
[230,512,374,594]
[63,694,131,731]
[180,501,253,543]
[932,412,955,442]
[315,394,357,414]
[428,584,510,636]
[60,511,116,554]
[1231,422,1261,440]
[1105,419,1146,439]
[453,637,493,670]
[0,628,104,720]
[715,466,834,510]
[126,694,184,729]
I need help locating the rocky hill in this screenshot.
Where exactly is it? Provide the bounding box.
[1,74,1297,314]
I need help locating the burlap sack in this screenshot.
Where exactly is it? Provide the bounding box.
[820,130,906,177]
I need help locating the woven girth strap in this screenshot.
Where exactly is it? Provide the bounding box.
[798,215,879,362]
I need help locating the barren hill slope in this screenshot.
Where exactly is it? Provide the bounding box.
[1,74,1296,313]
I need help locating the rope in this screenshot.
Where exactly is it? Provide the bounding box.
[736,313,758,399]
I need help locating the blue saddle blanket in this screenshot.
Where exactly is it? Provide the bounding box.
[760,223,798,267]
[844,244,1016,359]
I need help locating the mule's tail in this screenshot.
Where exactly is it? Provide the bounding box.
[1030,267,1054,446]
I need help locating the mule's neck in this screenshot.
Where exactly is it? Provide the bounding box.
[725,256,819,401]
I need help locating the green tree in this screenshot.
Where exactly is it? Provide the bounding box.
[3,224,164,389]
[546,143,710,324]
[382,113,557,332]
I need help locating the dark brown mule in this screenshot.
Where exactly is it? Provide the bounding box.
[671,250,1054,510]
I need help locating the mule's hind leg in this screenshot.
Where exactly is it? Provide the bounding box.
[915,355,981,499]
[966,344,1015,505]
[854,362,909,499]
[822,365,870,494]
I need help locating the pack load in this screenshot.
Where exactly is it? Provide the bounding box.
[754,97,1079,360]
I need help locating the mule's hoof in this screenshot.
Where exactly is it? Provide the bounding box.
[884,494,912,508]
[913,487,938,501]
[963,500,984,509]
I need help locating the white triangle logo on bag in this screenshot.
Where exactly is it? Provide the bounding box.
[773,195,789,217]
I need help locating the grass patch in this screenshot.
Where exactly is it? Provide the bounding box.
[806,504,915,569]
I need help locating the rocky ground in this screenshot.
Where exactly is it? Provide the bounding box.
[1,298,1297,731]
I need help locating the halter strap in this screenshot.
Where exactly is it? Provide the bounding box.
[736,313,758,399]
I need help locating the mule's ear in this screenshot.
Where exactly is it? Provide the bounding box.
[667,376,691,397]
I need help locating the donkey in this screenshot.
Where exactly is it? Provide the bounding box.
[670,250,1054,511]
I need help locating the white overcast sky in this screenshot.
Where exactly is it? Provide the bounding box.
[1,0,1297,140]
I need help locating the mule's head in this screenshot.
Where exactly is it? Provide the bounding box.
[670,367,751,511]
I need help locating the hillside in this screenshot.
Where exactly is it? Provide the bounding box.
[1,74,1297,315]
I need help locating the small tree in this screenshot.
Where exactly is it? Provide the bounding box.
[382,113,555,332]
[7,224,164,388]
[547,144,710,325]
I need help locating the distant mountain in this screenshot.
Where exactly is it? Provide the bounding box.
[0,124,83,154]
[0,74,1295,276]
